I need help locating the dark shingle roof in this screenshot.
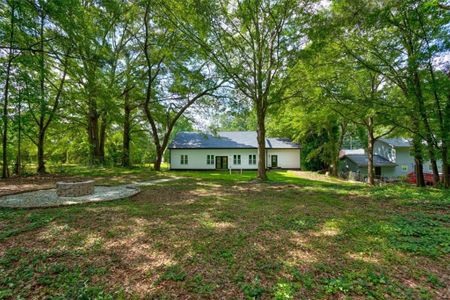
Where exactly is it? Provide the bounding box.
[168,131,300,149]
[343,154,397,167]
[379,138,411,147]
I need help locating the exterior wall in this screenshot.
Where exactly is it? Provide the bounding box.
[358,166,400,179]
[374,141,442,177]
[170,148,301,170]
[388,148,414,177]
[339,157,359,173]
[170,149,258,170]
[267,149,301,169]
[422,158,443,173]
[374,140,396,162]
[340,157,395,178]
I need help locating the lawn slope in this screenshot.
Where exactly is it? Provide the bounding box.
[0,169,448,299]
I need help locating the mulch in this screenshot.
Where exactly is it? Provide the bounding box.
[0,174,86,197]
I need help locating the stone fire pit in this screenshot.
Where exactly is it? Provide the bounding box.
[0,177,181,208]
[56,180,95,197]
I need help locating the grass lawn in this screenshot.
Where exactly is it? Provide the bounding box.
[0,168,449,299]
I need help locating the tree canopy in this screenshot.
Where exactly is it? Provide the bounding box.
[0,0,448,187]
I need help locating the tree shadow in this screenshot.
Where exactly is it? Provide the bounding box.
[0,173,447,298]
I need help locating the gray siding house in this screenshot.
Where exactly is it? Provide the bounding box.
[340,138,442,180]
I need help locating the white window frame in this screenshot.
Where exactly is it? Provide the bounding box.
[181,155,188,165]
[207,155,215,165]
[233,155,241,165]
[401,165,408,171]
[249,154,256,165]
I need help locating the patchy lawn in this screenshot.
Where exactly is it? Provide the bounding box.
[0,169,449,299]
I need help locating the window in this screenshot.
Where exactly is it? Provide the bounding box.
[233,155,241,165]
[180,155,188,165]
[207,155,215,165]
[401,165,408,171]
[429,164,433,171]
[249,154,256,165]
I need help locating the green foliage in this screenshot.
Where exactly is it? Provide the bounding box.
[0,214,55,242]
[1,0,449,185]
[160,265,187,282]
[284,216,319,231]
[0,247,116,299]
[290,269,314,290]
[273,281,296,300]
[241,277,265,299]
[187,274,215,294]
[323,271,389,297]
[389,213,450,257]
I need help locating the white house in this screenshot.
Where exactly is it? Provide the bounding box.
[168,131,301,170]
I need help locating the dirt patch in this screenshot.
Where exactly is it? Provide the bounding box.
[0,174,86,196]
[291,171,356,184]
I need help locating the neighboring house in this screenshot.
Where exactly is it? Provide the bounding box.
[168,131,301,170]
[340,138,442,179]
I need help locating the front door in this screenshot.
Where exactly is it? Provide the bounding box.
[216,156,228,169]
[271,155,278,168]
[375,167,381,177]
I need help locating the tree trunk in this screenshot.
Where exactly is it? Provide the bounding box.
[2,1,15,179]
[333,122,347,178]
[412,133,425,187]
[14,96,22,176]
[99,116,106,164]
[442,144,449,188]
[87,110,98,164]
[367,119,375,186]
[154,150,163,171]
[2,57,11,179]
[37,5,46,174]
[256,107,267,180]
[421,22,449,188]
[37,129,46,174]
[442,70,450,188]
[428,157,440,185]
[122,90,131,167]
[415,157,425,187]
[405,38,439,186]
[87,100,106,164]
[413,70,440,185]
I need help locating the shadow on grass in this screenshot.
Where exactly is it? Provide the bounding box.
[0,171,448,298]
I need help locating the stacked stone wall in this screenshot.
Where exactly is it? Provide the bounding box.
[56,180,95,197]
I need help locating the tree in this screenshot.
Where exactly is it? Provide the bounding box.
[1,0,15,178]
[18,1,72,174]
[164,0,316,179]
[65,1,125,165]
[139,0,223,171]
[332,0,449,187]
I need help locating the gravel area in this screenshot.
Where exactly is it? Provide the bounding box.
[0,185,140,208]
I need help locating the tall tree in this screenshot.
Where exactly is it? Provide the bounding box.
[62,1,134,165]
[1,0,16,178]
[332,0,449,187]
[164,0,315,179]
[20,1,72,174]
[140,0,223,171]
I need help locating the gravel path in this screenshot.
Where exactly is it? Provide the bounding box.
[0,177,182,208]
[0,185,140,208]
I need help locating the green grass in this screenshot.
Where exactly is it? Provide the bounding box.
[0,167,449,299]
